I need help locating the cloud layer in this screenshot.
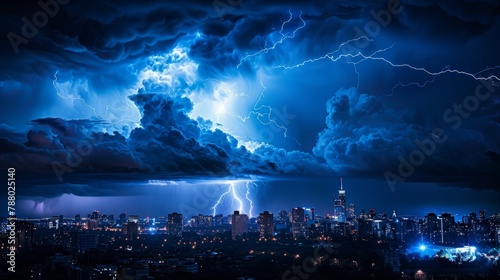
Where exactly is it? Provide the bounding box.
[1,0,499,193]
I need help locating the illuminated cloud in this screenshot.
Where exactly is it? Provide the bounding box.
[0,0,499,197]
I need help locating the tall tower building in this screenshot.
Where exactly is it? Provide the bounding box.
[439,212,455,245]
[232,211,248,240]
[15,221,34,249]
[258,211,274,239]
[291,207,306,238]
[347,203,356,220]
[168,212,183,237]
[424,212,440,244]
[479,210,486,221]
[334,178,347,222]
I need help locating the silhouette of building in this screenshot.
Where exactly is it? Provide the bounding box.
[258,211,274,238]
[231,211,248,240]
[424,213,440,244]
[168,212,183,237]
[292,207,307,238]
[15,221,34,249]
[71,232,98,253]
[440,212,455,245]
[333,178,347,222]
[191,214,213,227]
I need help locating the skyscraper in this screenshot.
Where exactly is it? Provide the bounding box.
[127,221,138,239]
[439,212,455,245]
[259,211,274,239]
[333,178,347,222]
[424,212,440,244]
[479,210,486,221]
[191,214,213,227]
[232,211,248,240]
[15,221,34,249]
[71,232,98,253]
[291,207,306,238]
[168,212,183,237]
[347,203,356,220]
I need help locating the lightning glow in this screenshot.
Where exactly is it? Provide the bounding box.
[52,71,141,128]
[211,180,255,218]
[217,79,293,141]
[239,11,500,95]
[237,10,306,68]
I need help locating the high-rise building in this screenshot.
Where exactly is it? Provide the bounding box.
[168,212,183,237]
[359,209,367,219]
[90,210,100,220]
[462,215,471,225]
[127,221,138,239]
[71,232,98,253]
[474,221,491,243]
[357,218,373,239]
[347,203,356,220]
[292,207,307,238]
[119,212,127,222]
[191,214,213,227]
[213,214,223,226]
[424,213,440,244]
[15,221,34,249]
[469,212,477,224]
[333,178,347,222]
[49,216,60,229]
[400,219,418,242]
[479,210,486,222]
[439,213,455,245]
[126,215,139,239]
[232,211,248,240]
[128,215,139,223]
[278,210,289,224]
[87,210,100,230]
[259,211,274,239]
[0,217,7,233]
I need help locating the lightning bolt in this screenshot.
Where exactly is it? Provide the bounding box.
[219,79,295,142]
[52,71,140,126]
[212,11,308,145]
[211,180,255,218]
[245,181,254,218]
[211,185,232,217]
[237,10,306,68]
[237,10,500,96]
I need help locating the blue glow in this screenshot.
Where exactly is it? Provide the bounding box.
[420,245,426,251]
[211,180,256,218]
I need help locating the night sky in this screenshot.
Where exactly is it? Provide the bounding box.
[1,0,500,219]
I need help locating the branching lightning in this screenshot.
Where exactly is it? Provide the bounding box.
[211,180,255,218]
[237,10,306,68]
[211,11,310,144]
[218,79,292,141]
[52,71,140,127]
[245,181,254,218]
[238,10,500,98]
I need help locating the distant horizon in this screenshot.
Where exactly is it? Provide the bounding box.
[6,177,500,220]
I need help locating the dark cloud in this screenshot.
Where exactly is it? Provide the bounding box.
[1,0,499,198]
[0,91,330,183]
[313,87,500,189]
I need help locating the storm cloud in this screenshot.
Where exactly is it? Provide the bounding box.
[1,0,499,196]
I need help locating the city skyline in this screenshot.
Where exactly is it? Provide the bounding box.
[1,1,500,222]
[9,177,500,220]
[1,0,500,278]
